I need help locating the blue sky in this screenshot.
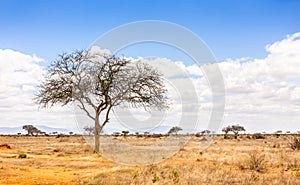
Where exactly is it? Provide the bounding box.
[1,0,300,62]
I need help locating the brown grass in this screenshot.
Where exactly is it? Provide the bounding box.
[0,135,299,184]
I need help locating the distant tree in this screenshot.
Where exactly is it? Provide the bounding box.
[275,130,283,137]
[69,132,74,135]
[168,126,183,135]
[195,132,201,137]
[122,130,129,137]
[196,130,211,137]
[135,132,143,138]
[83,125,95,136]
[113,132,120,137]
[222,125,245,139]
[35,50,168,152]
[222,126,231,139]
[22,125,42,136]
[231,125,245,139]
[201,130,211,135]
[23,125,34,135]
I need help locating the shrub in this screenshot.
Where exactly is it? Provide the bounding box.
[152,173,159,183]
[286,158,299,171]
[168,170,179,183]
[136,134,143,138]
[112,132,120,137]
[248,152,265,172]
[133,171,139,179]
[290,137,300,150]
[275,130,283,137]
[18,153,27,159]
[224,135,231,139]
[56,134,67,138]
[252,133,265,139]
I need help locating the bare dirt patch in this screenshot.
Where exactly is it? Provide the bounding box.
[0,143,11,149]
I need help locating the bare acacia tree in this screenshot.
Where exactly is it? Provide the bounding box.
[83,125,95,136]
[222,126,231,139]
[231,125,245,139]
[35,50,168,152]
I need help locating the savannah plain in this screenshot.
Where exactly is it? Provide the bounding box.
[0,134,299,185]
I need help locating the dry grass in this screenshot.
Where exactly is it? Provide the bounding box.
[0,135,299,184]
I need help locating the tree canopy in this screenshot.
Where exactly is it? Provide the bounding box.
[222,125,245,139]
[22,125,43,136]
[35,50,168,151]
[168,126,183,135]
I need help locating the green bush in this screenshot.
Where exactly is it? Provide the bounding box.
[132,171,139,179]
[152,173,159,183]
[168,170,179,183]
[18,153,27,159]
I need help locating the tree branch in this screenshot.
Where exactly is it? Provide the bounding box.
[77,99,95,121]
[100,104,113,130]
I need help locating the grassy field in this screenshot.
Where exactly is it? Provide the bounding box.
[0,135,299,185]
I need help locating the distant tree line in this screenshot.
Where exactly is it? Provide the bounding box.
[21,125,74,136]
[20,124,299,139]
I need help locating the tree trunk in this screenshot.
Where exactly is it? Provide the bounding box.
[94,113,101,152]
[234,132,238,139]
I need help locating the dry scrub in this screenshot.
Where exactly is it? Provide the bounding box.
[0,135,299,184]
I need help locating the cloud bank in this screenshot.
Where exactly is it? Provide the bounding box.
[0,33,300,133]
[0,49,75,129]
[219,33,300,132]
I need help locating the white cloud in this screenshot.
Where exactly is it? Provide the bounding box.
[217,33,300,132]
[1,33,300,133]
[0,49,75,129]
[120,32,300,133]
[89,45,111,56]
[22,85,35,92]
